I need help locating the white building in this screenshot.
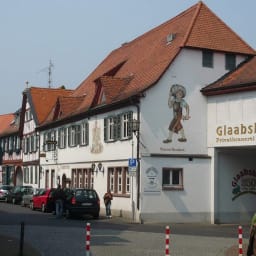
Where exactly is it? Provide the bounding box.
[1,1,254,224]
[34,1,256,224]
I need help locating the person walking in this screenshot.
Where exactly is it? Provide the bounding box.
[55,184,65,218]
[247,213,256,256]
[103,190,113,218]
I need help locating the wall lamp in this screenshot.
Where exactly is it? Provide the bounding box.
[131,118,140,136]
[91,162,104,173]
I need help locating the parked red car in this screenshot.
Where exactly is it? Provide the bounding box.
[31,188,56,212]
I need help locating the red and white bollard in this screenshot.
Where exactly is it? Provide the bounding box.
[165,225,170,256]
[238,225,243,256]
[86,223,91,256]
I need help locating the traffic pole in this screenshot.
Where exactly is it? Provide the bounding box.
[238,225,243,256]
[165,225,170,256]
[86,223,91,256]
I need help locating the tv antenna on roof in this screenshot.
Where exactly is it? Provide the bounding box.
[48,60,54,88]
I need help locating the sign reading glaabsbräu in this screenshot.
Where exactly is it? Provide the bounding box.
[232,169,256,201]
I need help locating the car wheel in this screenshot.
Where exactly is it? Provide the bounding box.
[65,209,71,219]
[41,203,46,212]
[12,198,16,204]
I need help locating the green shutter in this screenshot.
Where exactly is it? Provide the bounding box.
[86,122,89,146]
[128,111,133,138]
[115,115,121,140]
[104,118,107,142]
[68,127,71,147]
[76,125,81,146]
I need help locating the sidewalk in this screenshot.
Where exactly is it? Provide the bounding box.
[0,234,41,256]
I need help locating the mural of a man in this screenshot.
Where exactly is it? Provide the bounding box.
[163,84,190,143]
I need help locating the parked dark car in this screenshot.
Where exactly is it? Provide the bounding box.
[6,186,33,204]
[0,185,14,202]
[21,188,41,207]
[65,188,100,219]
[31,188,56,212]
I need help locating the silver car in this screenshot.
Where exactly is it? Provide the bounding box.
[21,188,41,207]
[0,185,14,202]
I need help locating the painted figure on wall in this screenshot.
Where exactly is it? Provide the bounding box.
[91,120,103,153]
[163,84,190,143]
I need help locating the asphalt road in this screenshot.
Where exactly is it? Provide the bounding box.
[0,202,251,256]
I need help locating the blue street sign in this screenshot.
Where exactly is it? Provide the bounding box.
[128,158,137,167]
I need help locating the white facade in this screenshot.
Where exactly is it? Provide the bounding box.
[37,47,251,223]
[22,101,40,188]
[136,48,248,223]
[207,91,256,223]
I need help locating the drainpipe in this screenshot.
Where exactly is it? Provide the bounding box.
[131,101,140,211]
[136,104,140,210]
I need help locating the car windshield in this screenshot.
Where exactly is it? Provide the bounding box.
[0,185,12,190]
[75,189,97,199]
[13,187,21,193]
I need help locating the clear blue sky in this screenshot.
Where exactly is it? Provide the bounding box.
[0,0,255,115]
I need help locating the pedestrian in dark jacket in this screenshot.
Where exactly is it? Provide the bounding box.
[103,190,113,218]
[55,184,65,218]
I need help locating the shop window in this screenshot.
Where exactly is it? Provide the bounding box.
[162,168,183,190]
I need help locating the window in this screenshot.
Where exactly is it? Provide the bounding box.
[162,168,183,190]
[58,127,66,149]
[71,168,94,188]
[80,122,89,146]
[30,166,33,184]
[68,126,77,147]
[107,167,130,195]
[44,131,57,151]
[202,50,213,68]
[23,167,29,183]
[34,166,38,184]
[104,112,132,142]
[225,53,236,70]
[121,112,132,139]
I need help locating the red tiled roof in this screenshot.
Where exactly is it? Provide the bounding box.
[45,96,86,122]
[28,87,74,124]
[0,113,17,136]
[71,1,255,114]
[182,2,255,54]
[201,56,256,95]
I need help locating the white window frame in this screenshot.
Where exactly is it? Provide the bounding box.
[108,167,130,195]
[80,122,88,146]
[162,168,183,190]
[59,127,66,149]
[69,126,76,147]
[122,113,130,139]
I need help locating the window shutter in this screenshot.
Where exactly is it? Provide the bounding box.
[104,118,107,141]
[64,128,67,148]
[53,130,57,150]
[68,127,71,147]
[76,125,81,146]
[128,111,133,138]
[86,122,89,146]
[115,115,121,140]
[58,128,61,149]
